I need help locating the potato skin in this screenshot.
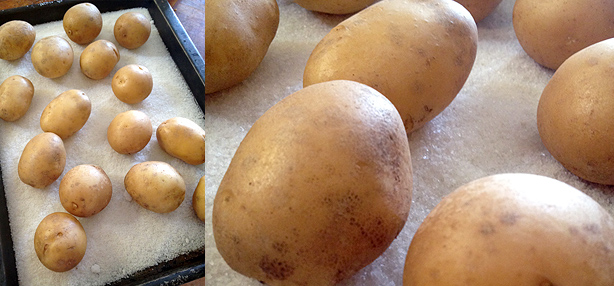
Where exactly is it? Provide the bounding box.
[31,36,74,79]
[63,2,103,45]
[213,80,413,286]
[0,75,34,122]
[156,117,205,165]
[114,12,151,49]
[107,110,152,154]
[193,175,205,223]
[124,161,186,213]
[0,20,36,61]
[18,132,66,189]
[454,0,503,22]
[303,0,478,133]
[294,0,376,14]
[537,39,614,185]
[80,39,120,80]
[40,89,91,139]
[59,165,112,217]
[34,212,87,272]
[513,0,614,70]
[205,0,279,94]
[111,64,153,104]
[403,173,614,286]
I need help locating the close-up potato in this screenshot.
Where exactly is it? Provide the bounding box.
[111,64,153,104]
[193,175,205,223]
[213,80,413,286]
[0,75,34,122]
[0,20,36,61]
[303,0,478,133]
[156,117,205,165]
[40,89,91,140]
[513,0,614,70]
[34,212,87,272]
[107,110,152,154]
[293,0,377,14]
[454,0,503,22]
[59,165,112,217]
[403,173,614,285]
[63,2,103,45]
[124,161,186,214]
[537,39,614,185]
[31,36,74,79]
[114,12,151,50]
[205,0,279,94]
[80,39,120,80]
[18,132,66,189]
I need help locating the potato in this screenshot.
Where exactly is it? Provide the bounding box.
[34,212,87,272]
[213,80,413,285]
[537,39,614,185]
[303,0,478,133]
[294,0,376,14]
[80,39,120,80]
[156,117,205,165]
[205,0,279,94]
[63,2,103,45]
[111,64,153,104]
[193,175,205,223]
[0,75,34,122]
[0,20,36,61]
[40,89,91,140]
[31,36,74,79]
[454,0,503,22]
[124,161,186,213]
[59,165,112,217]
[513,0,614,70]
[18,132,66,189]
[114,12,151,49]
[403,173,614,285]
[107,110,152,154]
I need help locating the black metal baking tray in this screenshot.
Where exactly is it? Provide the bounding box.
[0,0,205,285]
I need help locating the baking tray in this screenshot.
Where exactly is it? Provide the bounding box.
[0,0,205,285]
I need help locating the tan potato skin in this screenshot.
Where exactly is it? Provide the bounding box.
[0,75,34,122]
[205,0,279,94]
[112,64,153,104]
[213,80,413,286]
[114,12,151,50]
[34,212,87,272]
[156,117,205,165]
[0,20,36,61]
[80,40,120,80]
[537,39,614,185]
[31,36,74,79]
[124,161,186,213]
[18,132,66,189]
[107,110,152,154]
[294,0,377,14]
[303,0,478,133]
[63,3,103,45]
[193,175,205,223]
[403,173,614,286]
[40,89,91,140]
[59,165,112,217]
[454,0,503,22]
[513,0,614,70]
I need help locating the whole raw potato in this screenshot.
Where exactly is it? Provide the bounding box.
[124,161,186,213]
[63,2,103,45]
[18,132,66,189]
[34,212,87,272]
[537,39,614,185]
[193,175,205,223]
[0,75,34,122]
[205,0,279,94]
[213,80,413,286]
[454,0,503,22]
[0,20,36,61]
[156,117,205,165]
[114,12,151,49]
[111,64,153,104]
[80,39,120,80]
[294,0,377,14]
[107,110,152,154]
[403,173,614,285]
[303,0,478,133]
[40,89,91,139]
[513,0,614,70]
[59,164,112,217]
[31,36,74,79]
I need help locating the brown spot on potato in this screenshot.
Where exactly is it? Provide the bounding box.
[259,256,294,280]
[583,223,601,234]
[480,223,495,235]
[499,212,520,225]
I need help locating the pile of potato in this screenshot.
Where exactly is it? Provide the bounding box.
[0,2,206,273]
[206,0,614,285]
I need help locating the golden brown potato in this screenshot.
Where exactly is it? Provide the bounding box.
[537,39,614,185]
[107,110,152,154]
[114,12,151,49]
[205,0,279,94]
[294,0,376,14]
[124,161,186,213]
[111,64,153,104]
[63,2,103,45]
[403,173,614,286]
[59,165,112,217]
[0,75,34,122]
[303,0,478,133]
[213,80,413,286]
[0,20,36,61]
[40,89,91,139]
[156,117,205,165]
[513,0,614,70]
[31,36,74,79]
[193,175,205,223]
[80,39,120,80]
[34,212,87,272]
[454,0,503,22]
[18,132,66,189]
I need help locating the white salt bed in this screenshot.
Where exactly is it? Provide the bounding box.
[0,7,205,286]
[204,0,614,285]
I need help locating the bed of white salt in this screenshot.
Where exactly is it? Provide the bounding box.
[204,0,614,285]
[0,8,205,286]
